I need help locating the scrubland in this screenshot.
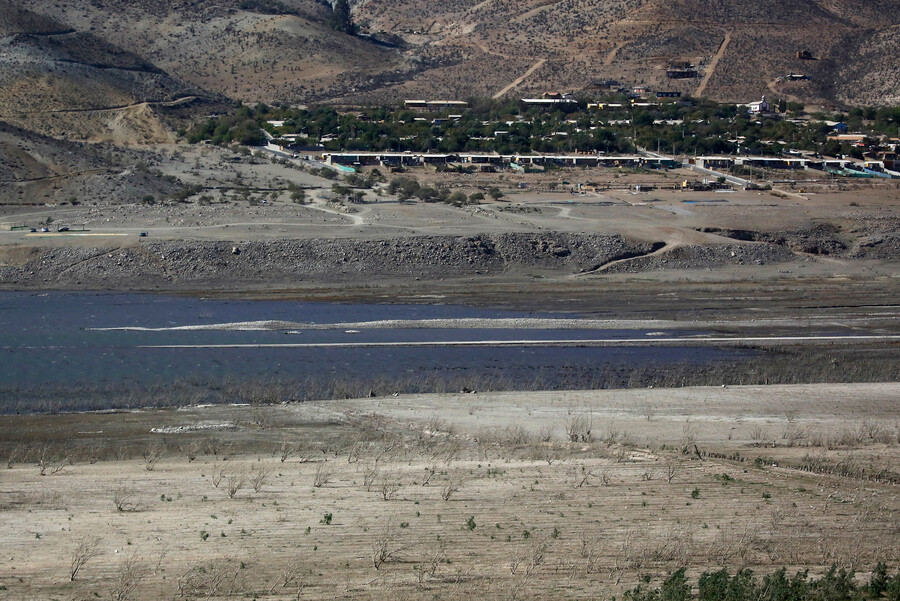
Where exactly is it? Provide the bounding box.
[1,383,898,600]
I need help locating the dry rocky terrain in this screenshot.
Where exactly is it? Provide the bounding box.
[1,0,897,130]
[0,384,898,600]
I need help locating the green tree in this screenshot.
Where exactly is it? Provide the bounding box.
[331,0,355,34]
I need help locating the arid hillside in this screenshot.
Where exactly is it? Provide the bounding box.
[0,1,228,143]
[0,122,188,206]
[2,0,897,129]
[353,0,900,106]
[21,0,409,106]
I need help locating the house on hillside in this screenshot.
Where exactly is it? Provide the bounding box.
[747,96,770,114]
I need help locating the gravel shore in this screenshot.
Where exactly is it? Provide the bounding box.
[1,232,668,289]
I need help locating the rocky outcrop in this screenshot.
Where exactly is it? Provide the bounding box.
[2,233,664,289]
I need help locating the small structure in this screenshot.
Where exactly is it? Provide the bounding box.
[404,100,469,111]
[521,96,578,107]
[747,96,771,114]
[585,79,621,90]
[666,62,699,79]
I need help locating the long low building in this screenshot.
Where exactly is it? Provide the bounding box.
[321,152,679,169]
[694,156,819,170]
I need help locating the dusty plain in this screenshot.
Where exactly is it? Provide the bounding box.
[1,384,899,600]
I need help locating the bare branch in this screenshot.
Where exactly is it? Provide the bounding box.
[70,536,103,581]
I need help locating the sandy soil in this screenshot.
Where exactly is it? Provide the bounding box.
[1,383,898,601]
[1,146,898,307]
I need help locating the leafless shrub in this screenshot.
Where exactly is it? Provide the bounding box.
[372,517,410,570]
[425,413,453,436]
[573,465,591,488]
[504,424,533,446]
[36,443,70,476]
[226,469,247,498]
[347,439,365,464]
[612,529,641,582]
[509,532,551,576]
[206,437,233,459]
[177,557,244,598]
[710,521,758,566]
[249,465,270,493]
[421,466,436,486]
[83,441,106,465]
[363,462,380,491]
[680,423,698,454]
[436,438,464,467]
[538,425,554,443]
[247,406,273,429]
[109,552,146,601]
[211,466,226,488]
[379,470,401,500]
[579,530,601,574]
[860,420,884,442]
[440,472,465,501]
[70,536,103,581]
[663,461,680,483]
[7,443,23,469]
[141,443,163,471]
[565,413,593,443]
[313,461,332,488]
[781,425,807,447]
[539,444,563,465]
[113,485,138,512]
[416,538,448,584]
[269,558,308,599]
[598,469,612,486]
[181,440,202,462]
[648,525,694,564]
[643,404,657,421]
[35,443,52,475]
[769,505,785,530]
[279,439,295,463]
[600,423,620,447]
[749,424,769,446]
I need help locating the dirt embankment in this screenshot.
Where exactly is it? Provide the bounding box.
[1,232,666,289]
[699,222,900,259]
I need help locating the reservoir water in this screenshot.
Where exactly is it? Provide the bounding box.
[0,291,753,413]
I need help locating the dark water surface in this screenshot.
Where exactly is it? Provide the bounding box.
[0,291,753,412]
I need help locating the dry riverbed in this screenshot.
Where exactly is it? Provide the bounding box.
[1,384,898,601]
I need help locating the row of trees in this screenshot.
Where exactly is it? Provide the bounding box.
[386,176,501,204]
[189,97,899,158]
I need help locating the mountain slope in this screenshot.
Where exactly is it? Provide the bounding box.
[349,0,900,106]
[23,0,408,104]
[0,1,227,143]
[0,121,183,205]
[5,0,899,113]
